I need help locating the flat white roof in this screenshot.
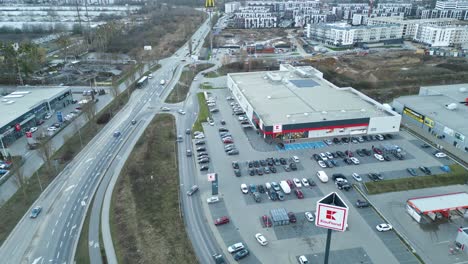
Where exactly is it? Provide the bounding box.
[0,87,70,129]
[229,65,393,125]
[408,192,468,214]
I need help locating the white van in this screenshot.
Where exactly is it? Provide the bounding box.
[265,182,272,190]
[316,171,329,183]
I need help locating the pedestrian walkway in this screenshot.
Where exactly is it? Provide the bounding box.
[276,141,326,151]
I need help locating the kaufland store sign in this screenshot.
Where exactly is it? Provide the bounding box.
[315,192,349,232]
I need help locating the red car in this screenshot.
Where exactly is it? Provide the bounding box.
[223,139,233,144]
[345,150,353,157]
[373,147,383,155]
[214,216,230,226]
[294,189,304,199]
[286,179,295,189]
[288,212,297,223]
[262,215,272,227]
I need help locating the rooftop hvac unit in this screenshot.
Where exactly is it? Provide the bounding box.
[266,72,282,82]
[294,68,311,78]
[445,103,458,110]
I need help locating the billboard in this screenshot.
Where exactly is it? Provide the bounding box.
[424,117,434,128]
[403,107,424,123]
[273,124,283,133]
[315,192,349,232]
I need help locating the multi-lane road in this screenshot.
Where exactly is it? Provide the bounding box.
[0,16,223,264]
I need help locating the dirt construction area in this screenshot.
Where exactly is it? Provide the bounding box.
[214,28,291,47]
[307,51,468,102]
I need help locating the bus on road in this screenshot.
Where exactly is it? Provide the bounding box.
[136,76,148,88]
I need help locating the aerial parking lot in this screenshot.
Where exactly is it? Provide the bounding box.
[180,87,468,264]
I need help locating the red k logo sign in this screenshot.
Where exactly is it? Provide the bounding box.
[326,210,336,220]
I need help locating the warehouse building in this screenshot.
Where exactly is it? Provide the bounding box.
[392,84,468,155]
[0,86,73,148]
[227,65,401,143]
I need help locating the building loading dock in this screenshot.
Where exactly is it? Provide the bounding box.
[227,64,401,143]
[406,192,468,223]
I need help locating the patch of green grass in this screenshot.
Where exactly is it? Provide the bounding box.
[203,71,221,78]
[165,63,214,103]
[365,164,468,195]
[110,114,197,264]
[200,82,224,89]
[327,46,351,51]
[143,64,161,76]
[192,93,210,133]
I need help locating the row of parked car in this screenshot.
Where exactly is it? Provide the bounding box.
[218,127,239,155]
[0,160,12,176]
[312,147,404,169]
[235,157,300,177]
[324,134,394,145]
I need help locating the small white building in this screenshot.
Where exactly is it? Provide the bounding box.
[225,1,241,14]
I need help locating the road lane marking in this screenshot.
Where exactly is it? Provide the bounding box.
[46,241,49,248]
[70,213,74,218]
[55,220,58,226]
[63,231,67,237]
[32,257,42,264]
[85,158,94,163]
[59,211,62,218]
[62,204,66,209]
[56,252,60,259]
[84,184,88,189]
[73,205,77,211]
[66,196,70,202]
[52,229,55,235]
[67,222,70,228]
[60,241,63,248]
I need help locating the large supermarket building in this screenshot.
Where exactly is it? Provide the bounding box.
[227,64,401,142]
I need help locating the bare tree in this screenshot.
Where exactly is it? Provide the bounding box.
[13,157,28,199]
[38,139,53,178]
[82,101,97,122]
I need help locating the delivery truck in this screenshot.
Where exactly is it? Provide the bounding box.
[279,181,291,194]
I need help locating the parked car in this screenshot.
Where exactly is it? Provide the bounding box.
[240,184,248,194]
[312,154,321,161]
[305,212,314,222]
[262,215,272,227]
[29,127,38,133]
[227,242,245,253]
[200,165,209,171]
[298,255,308,264]
[352,173,362,182]
[318,160,327,168]
[434,152,447,158]
[233,249,249,261]
[374,154,384,161]
[319,153,328,160]
[294,189,304,199]
[350,157,360,165]
[212,253,226,264]
[356,200,370,208]
[255,233,268,246]
[419,166,432,175]
[214,216,230,225]
[301,178,309,187]
[407,168,417,176]
[206,196,219,204]
[249,184,257,193]
[293,178,302,188]
[288,212,297,223]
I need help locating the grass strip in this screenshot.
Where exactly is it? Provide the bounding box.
[165,63,214,103]
[192,92,210,133]
[364,164,467,195]
[110,114,197,264]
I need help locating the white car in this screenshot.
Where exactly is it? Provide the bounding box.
[29,127,38,133]
[255,233,268,246]
[324,139,332,145]
[160,107,170,111]
[44,113,52,119]
[178,109,186,115]
[292,155,300,162]
[207,118,215,126]
[301,178,309,187]
[318,160,327,168]
[298,255,308,264]
[434,152,447,158]
[227,242,245,253]
[293,178,302,188]
[376,223,393,232]
[352,173,362,182]
[325,152,334,159]
[350,157,360,165]
[194,134,205,139]
[207,196,220,204]
[194,77,198,81]
[374,154,384,161]
[305,212,314,222]
[47,126,57,132]
[319,153,328,161]
[240,184,248,194]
